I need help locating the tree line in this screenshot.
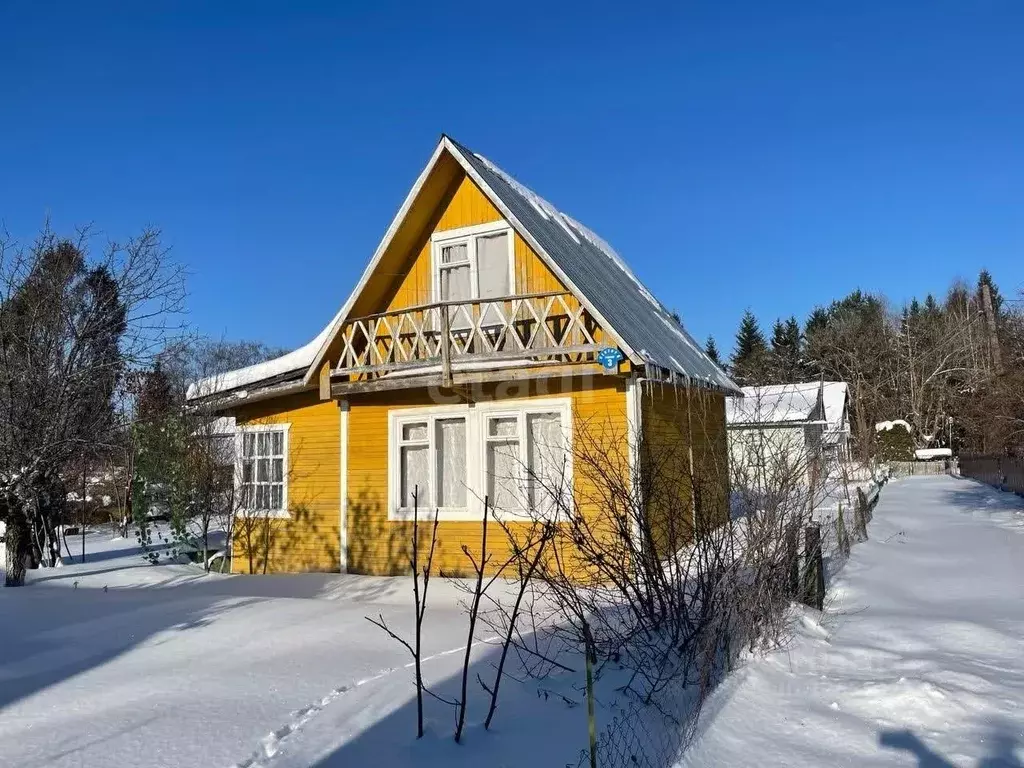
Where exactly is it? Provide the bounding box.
[704,270,1024,459]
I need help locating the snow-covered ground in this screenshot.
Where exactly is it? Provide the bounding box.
[681,475,1024,767]
[1,475,1022,767]
[0,530,514,768]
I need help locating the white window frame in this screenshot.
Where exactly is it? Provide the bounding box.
[235,423,291,519]
[431,221,516,304]
[388,404,474,520]
[387,398,572,522]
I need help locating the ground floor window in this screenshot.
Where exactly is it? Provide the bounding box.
[388,399,571,521]
[238,425,289,515]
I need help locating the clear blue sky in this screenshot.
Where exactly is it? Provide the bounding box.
[2,1,1022,357]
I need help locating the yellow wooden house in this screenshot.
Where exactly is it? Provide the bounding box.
[191,136,740,576]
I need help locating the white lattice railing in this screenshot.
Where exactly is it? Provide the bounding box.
[333,291,604,382]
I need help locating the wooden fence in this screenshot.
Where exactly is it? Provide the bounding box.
[959,455,1024,495]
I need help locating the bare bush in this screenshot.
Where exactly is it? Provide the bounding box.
[476,382,853,766]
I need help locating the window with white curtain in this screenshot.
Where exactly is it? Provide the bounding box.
[485,415,522,511]
[436,418,467,508]
[438,242,472,303]
[240,427,288,513]
[526,412,567,513]
[389,400,570,521]
[394,413,469,514]
[432,225,513,308]
[398,421,430,509]
[484,411,567,515]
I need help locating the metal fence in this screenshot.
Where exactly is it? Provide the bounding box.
[959,454,1024,495]
[888,460,950,477]
[571,474,889,768]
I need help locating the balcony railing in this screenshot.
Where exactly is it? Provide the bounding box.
[332,290,605,384]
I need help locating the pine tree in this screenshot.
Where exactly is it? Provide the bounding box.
[730,310,770,386]
[704,335,723,367]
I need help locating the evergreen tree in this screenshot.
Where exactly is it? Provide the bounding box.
[704,335,723,367]
[977,269,1003,316]
[769,315,805,382]
[805,307,829,338]
[730,310,770,386]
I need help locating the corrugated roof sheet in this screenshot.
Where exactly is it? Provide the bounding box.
[449,138,740,394]
[726,381,848,434]
[727,382,822,425]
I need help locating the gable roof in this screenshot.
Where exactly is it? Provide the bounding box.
[446,139,737,393]
[192,136,739,400]
[727,381,849,431]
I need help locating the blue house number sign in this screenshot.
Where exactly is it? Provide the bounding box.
[597,347,624,370]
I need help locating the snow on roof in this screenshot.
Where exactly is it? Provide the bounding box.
[727,383,822,425]
[186,319,337,400]
[451,138,740,394]
[820,382,848,429]
[727,381,848,430]
[915,448,952,460]
[875,419,912,433]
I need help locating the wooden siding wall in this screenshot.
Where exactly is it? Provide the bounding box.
[640,385,729,558]
[382,173,567,313]
[231,392,341,574]
[346,377,627,576]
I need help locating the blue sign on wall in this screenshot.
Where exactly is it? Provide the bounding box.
[597,347,624,371]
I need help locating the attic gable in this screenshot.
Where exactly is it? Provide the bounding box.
[303,138,631,387]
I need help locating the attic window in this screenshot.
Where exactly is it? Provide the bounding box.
[432,223,514,306]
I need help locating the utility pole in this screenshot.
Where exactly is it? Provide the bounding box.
[980,282,1003,375]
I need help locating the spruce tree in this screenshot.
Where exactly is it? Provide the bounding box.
[704,335,723,367]
[769,315,805,382]
[977,269,1003,315]
[805,307,829,338]
[730,310,770,386]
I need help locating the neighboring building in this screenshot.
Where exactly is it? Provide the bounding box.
[190,135,739,575]
[726,381,850,482]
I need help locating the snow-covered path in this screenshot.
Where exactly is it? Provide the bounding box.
[681,475,1024,767]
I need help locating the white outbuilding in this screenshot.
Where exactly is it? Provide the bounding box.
[726,381,851,483]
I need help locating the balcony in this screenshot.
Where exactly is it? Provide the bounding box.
[331,291,608,392]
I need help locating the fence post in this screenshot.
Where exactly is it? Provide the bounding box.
[802,524,825,611]
[786,523,800,598]
[854,488,869,541]
[836,503,850,557]
[583,621,597,768]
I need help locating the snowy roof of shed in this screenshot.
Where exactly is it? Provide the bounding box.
[727,381,848,429]
[190,135,739,400]
[186,322,336,400]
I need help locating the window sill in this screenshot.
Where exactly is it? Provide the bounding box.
[238,509,291,520]
[386,506,558,523]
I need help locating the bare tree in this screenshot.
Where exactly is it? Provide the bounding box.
[0,225,185,585]
[366,489,442,739]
